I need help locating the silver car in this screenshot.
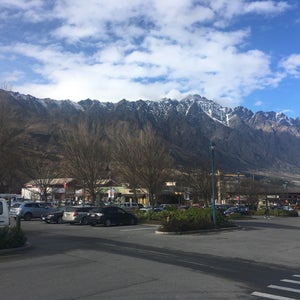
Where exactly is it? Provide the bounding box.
[62,206,94,225]
[9,201,53,221]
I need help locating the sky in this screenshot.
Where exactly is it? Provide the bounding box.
[1,0,300,118]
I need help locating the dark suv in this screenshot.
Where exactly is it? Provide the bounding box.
[9,202,53,221]
[87,206,138,226]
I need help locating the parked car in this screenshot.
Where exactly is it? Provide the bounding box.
[8,197,29,209]
[224,206,249,216]
[139,207,152,213]
[118,202,140,212]
[87,206,138,226]
[0,198,10,226]
[9,201,53,221]
[41,207,65,224]
[215,204,233,214]
[139,206,164,213]
[62,206,94,225]
[282,205,295,211]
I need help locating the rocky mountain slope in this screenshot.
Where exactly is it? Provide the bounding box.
[2,89,300,179]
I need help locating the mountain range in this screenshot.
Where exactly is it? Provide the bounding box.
[1,89,300,182]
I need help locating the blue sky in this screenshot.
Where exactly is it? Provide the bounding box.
[1,0,300,118]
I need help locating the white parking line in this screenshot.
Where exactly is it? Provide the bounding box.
[268,284,300,294]
[251,291,298,300]
[293,275,300,278]
[281,279,300,285]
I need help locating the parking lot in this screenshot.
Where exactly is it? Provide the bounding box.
[1,216,300,299]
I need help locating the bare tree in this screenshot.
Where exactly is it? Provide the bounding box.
[112,123,142,202]
[61,121,110,204]
[113,124,173,206]
[23,155,60,202]
[0,99,24,192]
[137,126,173,205]
[183,167,211,207]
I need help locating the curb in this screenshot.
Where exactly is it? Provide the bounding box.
[155,225,241,235]
[0,242,31,255]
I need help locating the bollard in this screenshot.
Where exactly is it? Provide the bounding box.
[16,216,21,229]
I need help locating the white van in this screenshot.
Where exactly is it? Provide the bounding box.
[0,198,10,226]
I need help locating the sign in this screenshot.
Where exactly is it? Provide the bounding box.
[108,188,115,199]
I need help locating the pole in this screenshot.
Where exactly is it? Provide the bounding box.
[210,141,216,226]
[237,171,240,207]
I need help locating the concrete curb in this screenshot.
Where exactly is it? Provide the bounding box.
[0,242,31,255]
[155,225,241,235]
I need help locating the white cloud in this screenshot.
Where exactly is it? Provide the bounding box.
[280,54,300,78]
[244,1,291,14]
[0,0,294,107]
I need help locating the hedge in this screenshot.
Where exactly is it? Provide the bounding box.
[158,207,234,232]
[0,226,27,249]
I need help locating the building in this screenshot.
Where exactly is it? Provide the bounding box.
[22,178,80,203]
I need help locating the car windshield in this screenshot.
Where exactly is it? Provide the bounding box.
[65,207,77,212]
[11,203,21,208]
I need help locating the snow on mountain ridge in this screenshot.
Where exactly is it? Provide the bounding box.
[6,90,295,128]
[9,90,85,111]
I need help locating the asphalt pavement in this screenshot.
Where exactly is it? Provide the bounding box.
[0,215,299,299]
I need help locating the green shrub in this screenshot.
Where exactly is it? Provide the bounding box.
[135,210,165,222]
[159,207,233,232]
[255,209,298,217]
[0,226,27,249]
[283,210,298,217]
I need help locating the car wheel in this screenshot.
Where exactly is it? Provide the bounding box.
[80,217,87,225]
[56,216,63,224]
[90,223,95,226]
[105,219,112,227]
[24,213,32,221]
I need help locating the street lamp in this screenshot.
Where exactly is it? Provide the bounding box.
[237,171,240,207]
[284,181,289,205]
[210,141,216,226]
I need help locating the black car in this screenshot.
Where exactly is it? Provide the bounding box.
[87,206,138,226]
[41,207,65,224]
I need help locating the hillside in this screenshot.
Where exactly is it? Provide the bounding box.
[2,89,300,182]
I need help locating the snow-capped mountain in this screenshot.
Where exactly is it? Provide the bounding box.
[2,89,300,178]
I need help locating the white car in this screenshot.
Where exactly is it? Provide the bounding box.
[282,205,294,211]
[0,198,10,226]
[118,202,139,211]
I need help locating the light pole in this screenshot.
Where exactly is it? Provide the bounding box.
[210,141,216,226]
[237,171,240,207]
[284,181,289,205]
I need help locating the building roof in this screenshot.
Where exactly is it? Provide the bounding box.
[25,178,76,187]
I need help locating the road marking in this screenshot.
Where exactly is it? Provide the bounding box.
[281,279,300,285]
[251,291,298,299]
[268,284,300,293]
[251,275,300,299]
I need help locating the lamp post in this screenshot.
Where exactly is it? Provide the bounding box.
[237,171,240,207]
[284,181,289,205]
[210,141,216,226]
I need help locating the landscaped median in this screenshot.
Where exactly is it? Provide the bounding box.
[0,225,27,250]
[136,206,237,234]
